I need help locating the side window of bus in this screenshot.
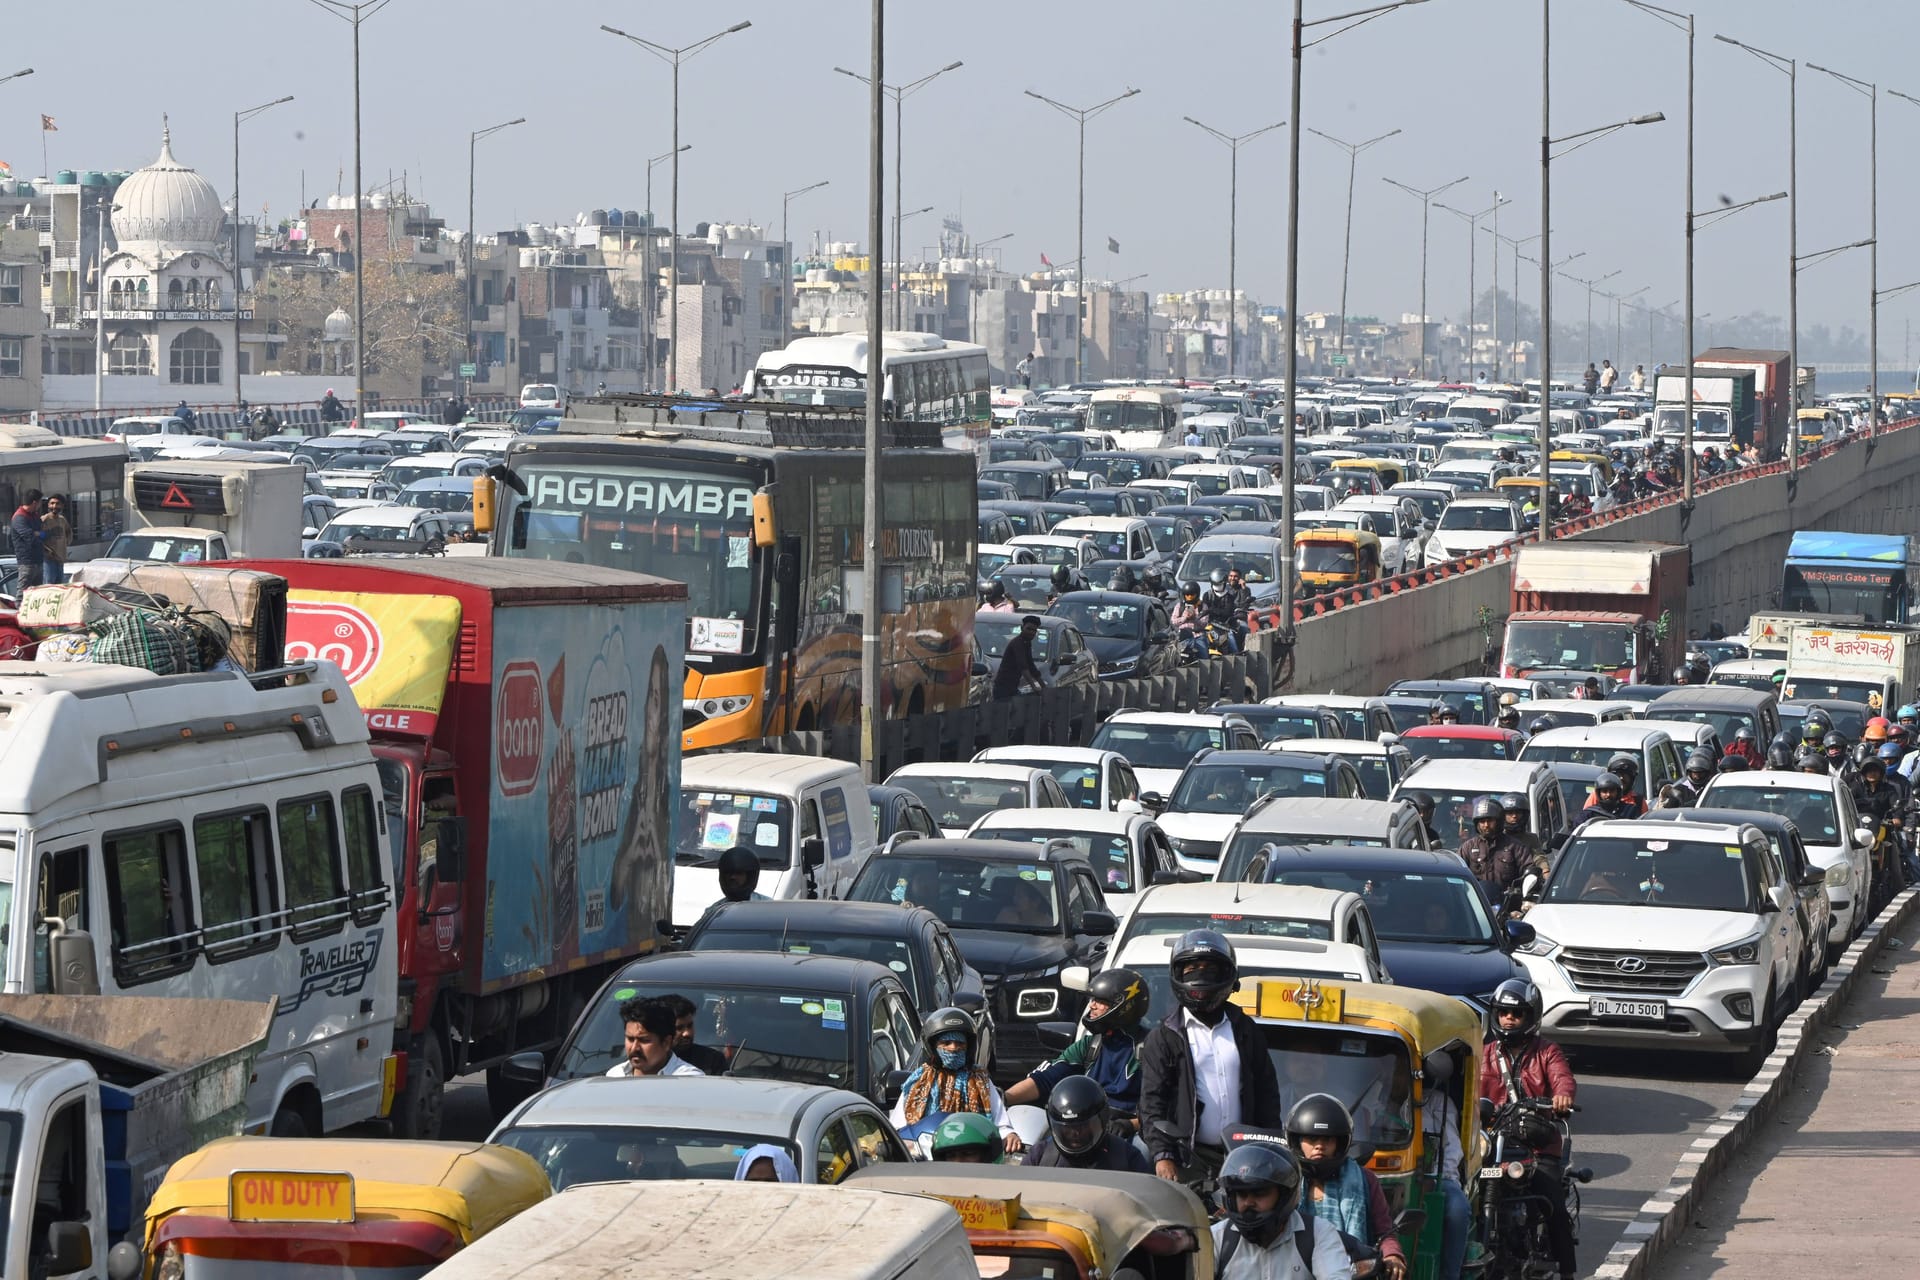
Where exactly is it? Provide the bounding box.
[102,824,196,984]
[341,786,389,925]
[279,795,346,939]
[192,808,279,960]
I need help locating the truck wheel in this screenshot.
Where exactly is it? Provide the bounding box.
[269,1101,310,1138]
[392,1035,446,1141]
[486,1063,537,1119]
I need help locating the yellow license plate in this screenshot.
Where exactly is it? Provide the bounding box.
[228,1171,356,1223]
[937,1194,1021,1232]
[1264,980,1346,1022]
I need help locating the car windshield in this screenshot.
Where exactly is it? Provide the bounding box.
[1522,743,1645,778]
[552,981,860,1086]
[1699,783,1842,843]
[1077,493,1133,517]
[1089,722,1227,772]
[107,533,216,563]
[1780,676,1882,707]
[1091,401,1167,431]
[1437,504,1516,532]
[1086,455,1150,482]
[323,479,382,498]
[690,928,920,991]
[1555,774,1601,816]
[993,572,1059,610]
[980,827,1135,893]
[1505,620,1634,672]
[1052,598,1145,639]
[986,757,1104,810]
[1654,706,1755,743]
[892,775,1037,832]
[1398,491,1448,522]
[984,471,1052,500]
[399,487,472,511]
[1268,869,1496,945]
[849,855,1063,933]
[675,791,791,869]
[1146,522,1186,554]
[1402,734,1511,763]
[1267,1029,1416,1151]
[978,550,1018,577]
[1234,707,1334,744]
[1382,701,1436,734]
[1181,550,1277,584]
[1544,835,1757,910]
[1410,789,1518,848]
[1126,911,1332,943]
[1298,543,1361,574]
[1346,755,1395,799]
[492,1124,804,1191]
[1168,763,1331,814]
[1019,542,1080,568]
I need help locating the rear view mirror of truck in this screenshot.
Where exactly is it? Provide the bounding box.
[46,922,102,996]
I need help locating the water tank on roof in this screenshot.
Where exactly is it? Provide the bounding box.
[526,223,547,244]
[624,210,639,227]
[519,248,539,268]
[80,171,106,188]
[55,170,76,185]
[591,208,608,226]
[369,193,389,209]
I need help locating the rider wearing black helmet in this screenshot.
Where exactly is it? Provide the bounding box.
[716,846,766,904]
[1481,980,1577,1280]
[1142,931,1281,1186]
[1047,564,1075,603]
[1021,1073,1151,1172]
[1459,796,1532,906]
[1679,747,1717,804]
[1499,792,1545,869]
[1526,714,1559,737]
[1496,692,1522,731]
[1005,967,1148,1129]
[1796,746,1829,775]
[1212,1142,1349,1278]
[1579,771,1632,824]
[1606,753,1648,816]
[1766,728,1800,771]
[1407,791,1442,848]
[1287,1094,1409,1280]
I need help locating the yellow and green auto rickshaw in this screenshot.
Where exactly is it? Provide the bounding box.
[1295,527,1383,594]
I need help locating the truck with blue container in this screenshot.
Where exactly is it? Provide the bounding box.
[243,557,687,1139]
[1780,531,1920,626]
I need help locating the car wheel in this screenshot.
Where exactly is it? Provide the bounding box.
[1735,981,1779,1075]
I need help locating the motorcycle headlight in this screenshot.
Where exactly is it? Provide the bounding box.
[1709,934,1763,966]
[1517,930,1557,957]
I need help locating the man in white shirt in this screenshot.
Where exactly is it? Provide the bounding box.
[1421,1069,1470,1280]
[1212,1141,1355,1280]
[606,995,707,1078]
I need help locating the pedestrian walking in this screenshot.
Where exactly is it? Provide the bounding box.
[10,488,45,590]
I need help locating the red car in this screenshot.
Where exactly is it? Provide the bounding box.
[1397,723,1528,763]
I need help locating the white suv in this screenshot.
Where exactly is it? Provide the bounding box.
[1086,710,1263,798]
[1515,816,1806,1069]
[1699,769,1878,958]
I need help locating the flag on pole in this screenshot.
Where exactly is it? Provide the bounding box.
[39,115,56,132]
[1039,252,1052,268]
[0,162,11,177]
[1107,237,1120,254]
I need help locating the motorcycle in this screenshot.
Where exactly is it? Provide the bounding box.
[1473,1097,1591,1279]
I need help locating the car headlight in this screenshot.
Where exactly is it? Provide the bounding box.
[1016,988,1060,1017]
[1517,931,1557,957]
[1709,934,1763,966]
[1825,864,1851,887]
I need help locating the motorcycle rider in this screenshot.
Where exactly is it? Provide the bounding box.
[1766,729,1800,771]
[889,1007,1022,1153]
[1578,772,1633,825]
[1005,966,1147,1130]
[1480,980,1577,1280]
[1045,564,1077,607]
[1142,930,1282,1187]
[1605,753,1648,817]
[1527,714,1560,738]
[1796,746,1829,775]
[1718,753,1751,775]
[1499,793,1547,872]
[1021,1074,1152,1173]
[928,1112,1005,1164]
[1852,753,1911,887]
[1211,1142,1354,1280]
[1724,726,1763,768]
[1678,748,1717,804]
[1287,1094,1408,1280]
[981,581,1015,613]
[1496,693,1522,732]
[1459,796,1533,908]
[1823,732,1860,789]
[1201,570,1245,654]
[1169,581,1210,662]
[1436,703,1462,726]
[1408,792,1443,848]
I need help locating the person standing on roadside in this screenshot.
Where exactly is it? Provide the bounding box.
[38,494,70,586]
[10,488,45,590]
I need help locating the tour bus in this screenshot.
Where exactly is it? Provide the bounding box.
[479,404,978,751]
[1087,386,1182,451]
[0,423,128,560]
[1,660,401,1138]
[742,332,991,454]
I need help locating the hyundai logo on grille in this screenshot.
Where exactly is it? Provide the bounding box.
[1614,955,1648,973]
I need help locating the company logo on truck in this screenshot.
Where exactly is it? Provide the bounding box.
[496,662,545,796]
[281,933,383,1014]
[286,600,383,683]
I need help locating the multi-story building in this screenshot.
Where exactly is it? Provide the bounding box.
[0,226,43,413]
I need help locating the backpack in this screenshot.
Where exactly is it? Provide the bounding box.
[1214,1213,1319,1280]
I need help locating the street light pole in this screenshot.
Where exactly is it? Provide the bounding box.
[234,95,292,408]
[1382,174,1467,378]
[1026,86,1141,384]
[1437,195,1507,380]
[466,116,524,398]
[644,145,691,392]
[1308,125,1401,366]
[782,180,830,253]
[603,19,753,393]
[1810,62,1877,441]
[1614,285,1649,372]
[1185,116,1285,377]
[860,0,884,779]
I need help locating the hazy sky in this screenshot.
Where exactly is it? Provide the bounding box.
[9,0,1918,355]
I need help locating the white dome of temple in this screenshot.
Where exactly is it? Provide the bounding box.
[111,121,228,262]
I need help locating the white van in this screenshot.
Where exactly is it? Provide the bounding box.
[419,1180,978,1280]
[1,660,400,1138]
[674,754,878,927]
[519,383,561,409]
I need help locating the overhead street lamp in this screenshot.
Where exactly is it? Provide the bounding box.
[836,61,963,330]
[1185,117,1285,377]
[0,69,32,87]
[1611,284,1650,374]
[781,180,829,250]
[1307,126,1401,365]
[1025,86,1140,384]
[603,19,753,393]
[234,94,293,404]
[1539,0,1663,538]
[465,115,525,396]
[1716,33,1798,472]
[1436,195,1508,380]
[644,145,691,392]
[1561,268,1621,364]
[1383,173,1467,379]
[1281,0,1430,636]
[1810,62,1879,439]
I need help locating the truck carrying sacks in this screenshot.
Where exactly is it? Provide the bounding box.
[12,566,288,674]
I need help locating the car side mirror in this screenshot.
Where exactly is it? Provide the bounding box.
[802,837,827,870]
[1854,828,1874,848]
[1421,1048,1456,1086]
[1519,872,1542,902]
[107,1243,143,1280]
[1799,868,1828,889]
[951,989,987,1018]
[46,1222,91,1274]
[47,923,101,996]
[1037,1021,1079,1052]
[1060,964,1092,992]
[883,1068,911,1108]
[1080,909,1118,937]
[1504,918,1537,950]
[500,1050,546,1086]
[1115,798,1145,816]
[302,526,318,539]
[1138,792,1167,814]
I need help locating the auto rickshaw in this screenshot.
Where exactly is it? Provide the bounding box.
[1332,456,1407,490]
[1494,475,1556,527]
[1550,448,1613,482]
[1295,527,1382,594]
[109,1136,551,1278]
[1234,977,1485,1280]
[845,1163,1214,1280]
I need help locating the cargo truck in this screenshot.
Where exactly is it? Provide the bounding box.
[1780,531,1920,625]
[1502,541,1690,685]
[0,994,273,1280]
[1781,624,1920,713]
[75,459,309,582]
[1692,348,1792,456]
[244,557,688,1138]
[1746,610,1869,658]
[1652,366,1756,450]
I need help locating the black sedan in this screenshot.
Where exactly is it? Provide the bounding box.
[846,838,1117,1081]
[1046,589,1179,681]
[525,952,921,1109]
[868,785,941,844]
[1252,844,1532,1015]
[972,612,1099,695]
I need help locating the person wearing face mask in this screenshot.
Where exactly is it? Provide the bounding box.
[889,1007,1022,1154]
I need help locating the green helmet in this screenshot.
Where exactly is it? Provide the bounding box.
[930,1111,1004,1163]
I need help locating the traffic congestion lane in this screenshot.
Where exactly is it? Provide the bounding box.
[1564,1049,1748,1274]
